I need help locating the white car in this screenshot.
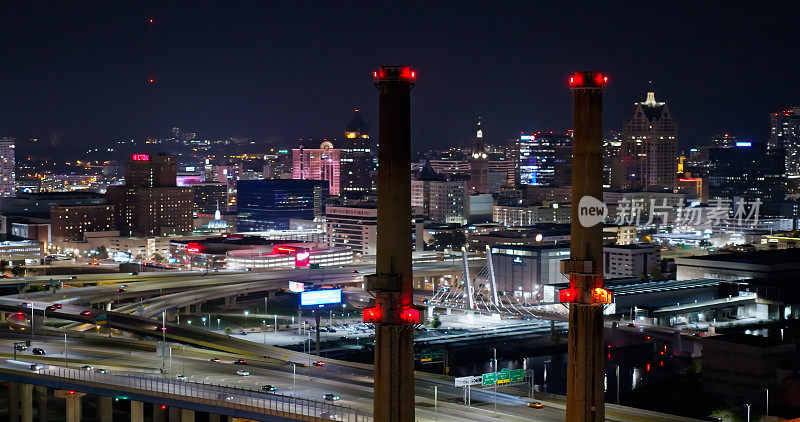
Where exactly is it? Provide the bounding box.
[176,374,187,381]
[236,370,250,376]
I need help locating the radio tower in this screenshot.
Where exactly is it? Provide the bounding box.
[362,66,419,422]
[562,71,612,422]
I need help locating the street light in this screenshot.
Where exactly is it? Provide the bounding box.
[765,388,769,417]
[244,310,249,328]
[262,320,266,345]
[201,317,207,328]
[745,403,751,422]
[217,318,220,330]
[491,347,498,416]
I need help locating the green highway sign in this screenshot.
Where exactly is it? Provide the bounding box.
[481,373,496,386]
[497,370,510,384]
[511,369,525,382]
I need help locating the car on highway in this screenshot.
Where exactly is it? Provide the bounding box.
[68,276,77,280]
[116,288,126,292]
[46,305,57,311]
[19,302,32,307]
[233,359,247,365]
[313,361,326,367]
[217,393,234,401]
[81,365,94,371]
[54,304,63,309]
[80,310,92,316]
[15,344,28,351]
[323,393,340,401]
[29,364,42,371]
[261,385,276,392]
[320,412,342,421]
[526,401,544,408]
[31,348,46,355]
[209,357,221,362]
[235,370,250,376]
[176,374,187,381]
[129,272,138,276]
[95,369,108,374]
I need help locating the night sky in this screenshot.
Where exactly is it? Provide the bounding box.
[2,1,800,151]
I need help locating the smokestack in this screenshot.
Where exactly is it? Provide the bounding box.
[363,66,418,422]
[563,71,611,421]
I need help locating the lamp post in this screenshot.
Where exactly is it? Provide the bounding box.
[616,365,620,404]
[745,403,751,422]
[274,314,278,333]
[433,386,438,421]
[63,332,68,367]
[491,347,498,416]
[291,363,297,392]
[201,317,207,328]
[765,388,769,417]
[244,310,249,328]
[262,320,266,345]
[217,318,220,330]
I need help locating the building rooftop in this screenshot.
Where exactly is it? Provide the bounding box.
[701,333,793,349]
[678,248,800,266]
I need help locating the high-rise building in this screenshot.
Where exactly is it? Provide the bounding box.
[191,183,229,215]
[468,119,489,194]
[768,107,800,177]
[411,164,468,224]
[615,92,678,190]
[518,131,572,186]
[708,143,785,206]
[293,141,341,195]
[326,204,377,256]
[236,179,327,231]
[712,133,739,148]
[0,137,15,197]
[51,204,116,242]
[106,154,193,236]
[340,109,375,195]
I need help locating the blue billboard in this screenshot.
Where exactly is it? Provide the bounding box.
[300,289,342,306]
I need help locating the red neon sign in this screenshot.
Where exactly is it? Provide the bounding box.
[678,178,699,182]
[131,154,150,161]
[186,242,201,253]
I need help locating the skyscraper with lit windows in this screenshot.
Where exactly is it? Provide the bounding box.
[340,109,375,195]
[768,107,800,178]
[615,91,678,190]
[0,137,15,197]
[517,131,572,186]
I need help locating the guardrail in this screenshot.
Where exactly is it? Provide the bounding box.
[37,367,371,422]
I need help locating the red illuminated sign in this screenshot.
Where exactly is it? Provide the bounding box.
[131,154,150,161]
[678,178,699,182]
[186,243,201,253]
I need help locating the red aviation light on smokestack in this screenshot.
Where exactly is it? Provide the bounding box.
[398,307,421,324]
[373,66,417,82]
[568,71,608,89]
[362,306,383,323]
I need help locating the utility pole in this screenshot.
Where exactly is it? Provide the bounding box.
[562,71,611,422]
[363,66,419,422]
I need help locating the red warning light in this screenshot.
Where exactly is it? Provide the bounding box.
[559,287,578,303]
[569,71,607,89]
[161,405,167,410]
[148,79,155,84]
[69,391,75,395]
[149,19,154,23]
[362,306,382,323]
[646,363,651,372]
[398,307,421,324]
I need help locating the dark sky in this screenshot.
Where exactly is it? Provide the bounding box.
[2,1,799,151]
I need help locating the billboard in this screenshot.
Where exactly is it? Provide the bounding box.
[288,281,305,293]
[300,289,342,306]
